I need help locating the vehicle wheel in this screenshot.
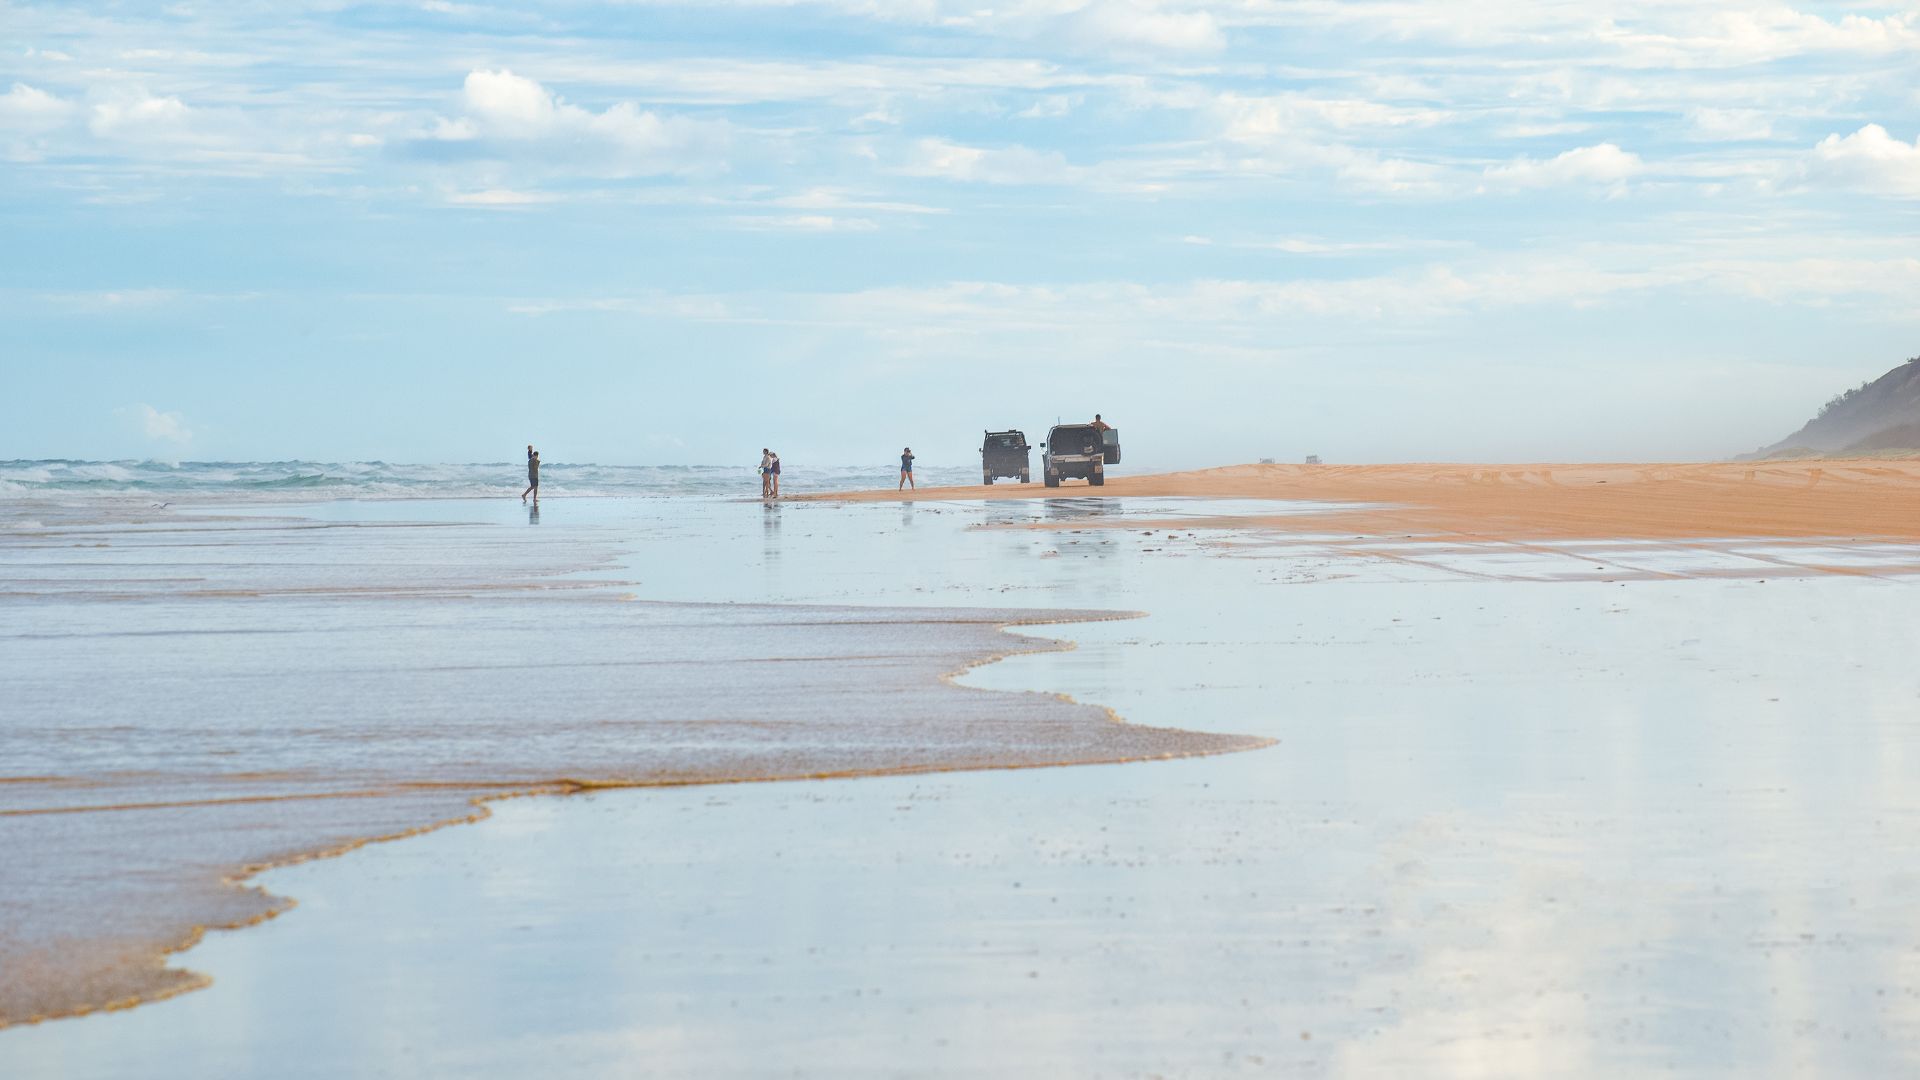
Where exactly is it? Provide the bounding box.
[1090,472,1104,487]
[983,474,993,485]
[1044,473,1060,488]
[1020,471,1030,484]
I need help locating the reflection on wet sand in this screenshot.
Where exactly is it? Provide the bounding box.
[15,487,1920,1076]
[0,504,1264,1027]
[762,497,780,540]
[20,478,1920,1076]
[1043,496,1119,522]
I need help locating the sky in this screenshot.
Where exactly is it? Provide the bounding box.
[2,0,1917,468]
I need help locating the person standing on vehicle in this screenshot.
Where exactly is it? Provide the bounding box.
[899,447,915,491]
[1090,414,1111,431]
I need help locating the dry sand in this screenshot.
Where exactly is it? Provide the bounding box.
[809,460,1920,542]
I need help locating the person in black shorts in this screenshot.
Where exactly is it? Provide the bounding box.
[522,446,540,502]
[899,447,915,491]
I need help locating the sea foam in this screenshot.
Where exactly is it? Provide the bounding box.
[0,460,982,502]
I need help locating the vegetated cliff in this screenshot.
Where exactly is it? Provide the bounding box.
[1749,356,1920,458]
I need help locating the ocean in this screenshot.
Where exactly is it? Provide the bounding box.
[0,459,986,502]
[0,475,1256,1029]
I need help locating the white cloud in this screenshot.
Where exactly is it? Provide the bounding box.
[1216,92,1453,140]
[1067,1,1225,53]
[639,0,1225,55]
[729,214,880,231]
[851,101,900,128]
[768,188,947,215]
[1498,120,1596,139]
[507,239,1920,334]
[524,56,1116,108]
[458,68,559,135]
[443,187,555,207]
[816,267,1672,327]
[88,91,193,140]
[1196,134,1454,195]
[1205,2,1918,67]
[1687,108,1774,142]
[0,83,76,132]
[423,69,731,177]
[1808,124,1920,198]
[1015,94,1078,119]
[898,137,1082,184]
[1608,7,1920,66]
[1323,145,1450,193]
[118,403,193,445]
[1248,237,1414,255]
[1157,89,1461,195]
[582,0,1907,67]
[0,71,350,173]
[1483,143,1644,191]
[1687,252,1920,304]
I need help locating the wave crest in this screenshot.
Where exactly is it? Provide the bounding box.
[0,459,982,502]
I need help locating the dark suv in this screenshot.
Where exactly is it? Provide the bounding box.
[980,430,1031,485]
[1042,424,1120,487]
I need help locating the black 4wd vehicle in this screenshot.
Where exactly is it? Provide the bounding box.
[980,430,1031,485]
[1042,424,1121,487]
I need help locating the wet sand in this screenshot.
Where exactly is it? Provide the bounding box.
[809,460,1920,542]
[10,491,1920,1076]
[0,502,1261,1028]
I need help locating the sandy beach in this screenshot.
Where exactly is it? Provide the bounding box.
[810,460,1920,542]
[14,0,1920,1067]
[6,465,1920,1076]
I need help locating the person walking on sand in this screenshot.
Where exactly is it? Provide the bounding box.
[522,448,540,502]
[899,447,916,491]
[759,448,774,498]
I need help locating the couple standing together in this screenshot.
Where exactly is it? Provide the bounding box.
[759,449,782,498]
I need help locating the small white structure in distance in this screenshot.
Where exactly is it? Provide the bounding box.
[1304,455,1322,465]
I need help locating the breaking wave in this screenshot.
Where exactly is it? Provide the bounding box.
[0,459,982,502]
